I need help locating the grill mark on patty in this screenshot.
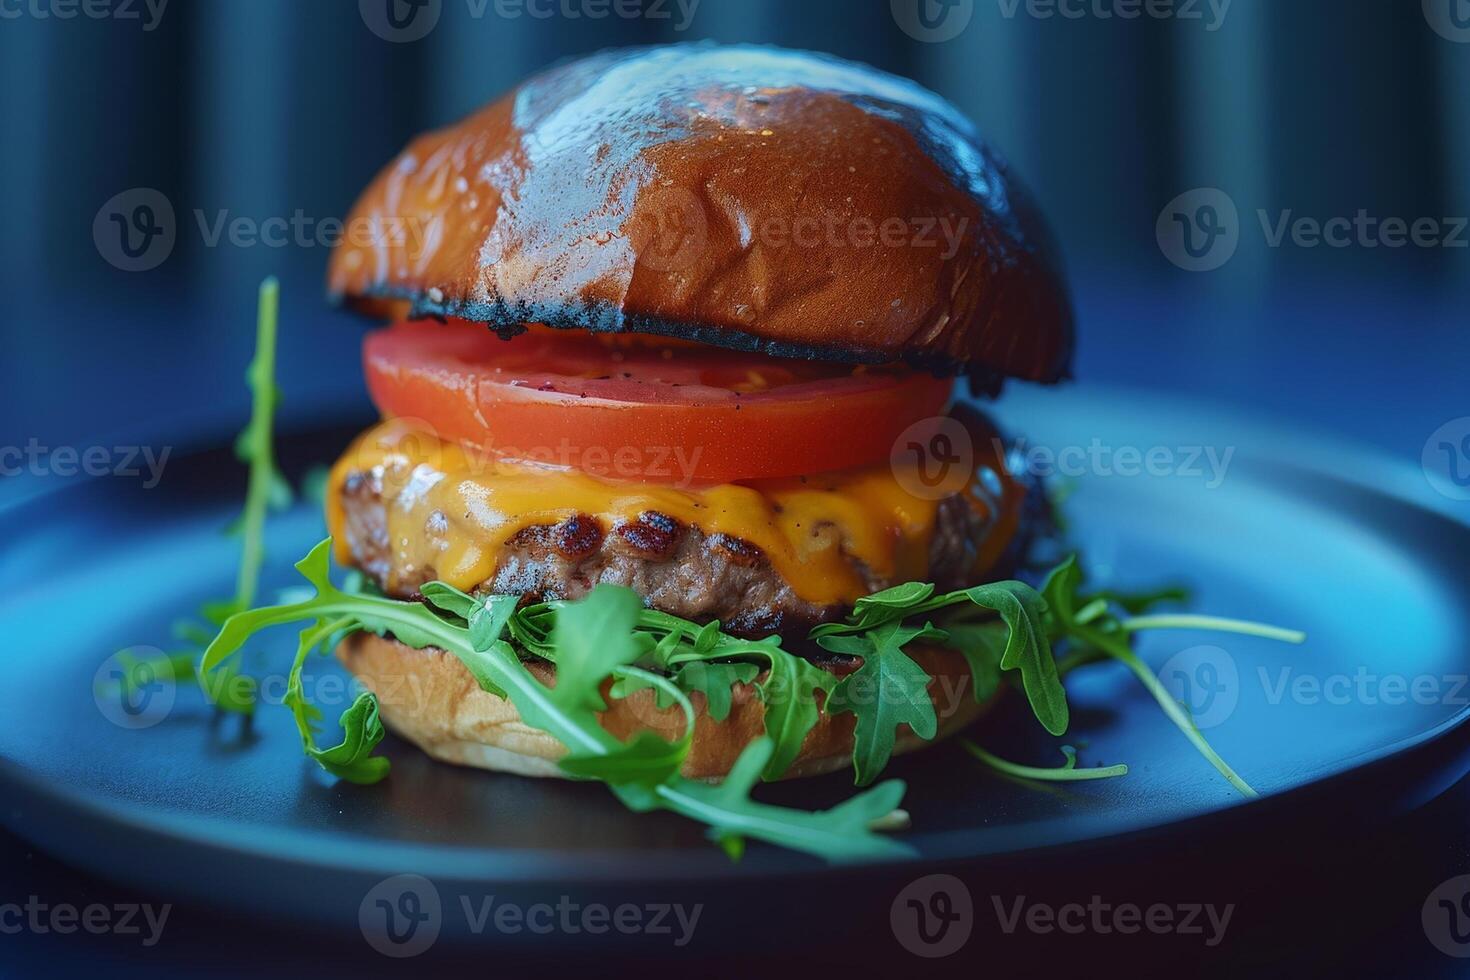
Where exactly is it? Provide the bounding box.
[612,511,685,559]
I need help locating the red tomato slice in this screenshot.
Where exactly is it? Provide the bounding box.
[362,321,954,485]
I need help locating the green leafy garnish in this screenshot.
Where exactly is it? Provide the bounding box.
[226,276,291,614]
[612,661,761,723]
[822,621,945,786]
[120,279,291,715]
[813,577,1068,738]
[963,742,1128,782]
[200,540,912,863]
[1035,555,1304,798]
[503,600,835,781]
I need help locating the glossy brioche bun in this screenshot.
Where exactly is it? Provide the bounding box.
[337,632,994,781]
[328,44,1073,383]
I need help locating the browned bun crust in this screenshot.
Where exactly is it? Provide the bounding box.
[338,632,994,781]
[327,44,1073,383]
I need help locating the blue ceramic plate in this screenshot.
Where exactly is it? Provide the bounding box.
[2,385,1468,930]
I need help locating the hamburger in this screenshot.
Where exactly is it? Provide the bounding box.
[314,43,1073,784]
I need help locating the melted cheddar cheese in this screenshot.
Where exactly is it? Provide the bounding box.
[327,418,1016,606]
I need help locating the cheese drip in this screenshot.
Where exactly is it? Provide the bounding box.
[327,418,1009,606]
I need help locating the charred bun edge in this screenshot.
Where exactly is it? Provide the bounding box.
[338,632,994,782]
[332,284,1015,392]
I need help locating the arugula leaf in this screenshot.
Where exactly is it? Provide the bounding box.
[612,738,914,863]
[822,621,945,786]
[808,577,1068,738]
[469,594,519,652]
[960,582,1068,736]
[419,581,478,622]
[1035,553,1304,797]
[675,661,760,722]
[612,660,761,722]
[280,615,388,784]
[1090,585,1190,616]
[230,277,288,614]
[549,585,646,714]
[940,621,1007,704]
[201,540,914,862]
[962,742,1128,782]
[309,693,389,783]
[849,582,935,626]
[137,279,292,716]
[1040,555,1084,629]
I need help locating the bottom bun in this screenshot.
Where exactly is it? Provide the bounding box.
[337,632,994,781]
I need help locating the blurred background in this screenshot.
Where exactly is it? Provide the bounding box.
[1,0,1466,467]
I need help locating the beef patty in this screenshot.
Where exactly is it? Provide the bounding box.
[336,465,1006,639]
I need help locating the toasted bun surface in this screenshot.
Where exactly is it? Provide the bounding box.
[328,44,1073,382]
[338,632,993,781]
